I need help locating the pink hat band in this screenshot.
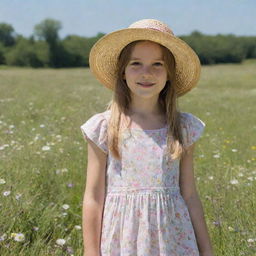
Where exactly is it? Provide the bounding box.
[129,19,174,35]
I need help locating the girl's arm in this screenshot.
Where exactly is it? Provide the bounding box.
[82,138,107,256]
[179,143,214,256]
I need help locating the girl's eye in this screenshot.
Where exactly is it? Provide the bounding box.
[131,62,140,66]
[154,62,163,66]
[129,61,164,66]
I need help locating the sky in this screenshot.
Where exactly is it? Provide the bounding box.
[0,0,255,39]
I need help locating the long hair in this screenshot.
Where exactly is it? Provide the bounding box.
[106,40,185,160]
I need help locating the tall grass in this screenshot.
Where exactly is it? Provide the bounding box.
[0,60,255,255]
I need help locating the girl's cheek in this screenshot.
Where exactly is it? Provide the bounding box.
[127,68,140,75]
[155,68,167,75]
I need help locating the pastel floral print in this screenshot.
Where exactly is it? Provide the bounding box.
[80,110,205,256]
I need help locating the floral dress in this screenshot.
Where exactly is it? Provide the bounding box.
[80,110,205,256]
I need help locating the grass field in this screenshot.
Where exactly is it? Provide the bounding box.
[0,60,255,255]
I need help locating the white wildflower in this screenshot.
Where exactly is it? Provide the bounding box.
[3,191,11,196]
[56,238,66,246]
[42,145,51,151]
[62,204,70,210]
[0,178,6,184]
[230,179,239,185]
[228,226,234,231]
[0,144,9,150]
[56,169,61,174]
[11,233,25,242]
[15,193,22,200]
[34,134,41,141]
[248,238,256,243]
[0,233,7,241]
[56,168,68,174]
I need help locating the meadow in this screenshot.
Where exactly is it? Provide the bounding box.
[0,60,255,255]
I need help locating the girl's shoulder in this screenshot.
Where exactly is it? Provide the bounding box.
[80,110,110,154]
[83,109,110,124]
[179,111,205,126]
[178,111,206,147]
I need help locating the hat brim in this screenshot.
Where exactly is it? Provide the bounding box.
[89,28,201,97]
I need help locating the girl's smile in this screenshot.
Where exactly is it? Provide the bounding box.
[124,41,168,98]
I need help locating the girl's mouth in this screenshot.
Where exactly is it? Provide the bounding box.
[137,83,155,88]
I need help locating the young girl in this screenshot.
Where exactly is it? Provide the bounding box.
[80,19,214,256]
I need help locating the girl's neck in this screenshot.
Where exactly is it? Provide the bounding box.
[127,98,164,117]
[121,96,166,130]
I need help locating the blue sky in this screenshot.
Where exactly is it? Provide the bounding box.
[0,0,255,38]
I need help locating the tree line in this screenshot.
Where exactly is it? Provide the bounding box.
[0,18,255,68]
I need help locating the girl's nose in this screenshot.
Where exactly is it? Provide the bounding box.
[141,65,153,76]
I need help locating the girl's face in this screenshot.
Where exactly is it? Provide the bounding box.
[123,41,168,100]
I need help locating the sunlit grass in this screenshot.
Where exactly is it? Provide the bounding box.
[0,59,255,255]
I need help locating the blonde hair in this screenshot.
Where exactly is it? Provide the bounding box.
[105,40,186,160]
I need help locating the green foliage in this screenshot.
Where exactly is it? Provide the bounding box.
[33,41,50,67]
[239,36,256,58]
[34,19,64,68]
[62,33,105,67]
[34,19,62,45]
[0,23,16,47]
[5,38,50,67]
[180,32,246,64]
[62,35,89,67]
[0,42,6,64]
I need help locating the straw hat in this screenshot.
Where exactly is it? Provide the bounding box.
[89,19,201,97]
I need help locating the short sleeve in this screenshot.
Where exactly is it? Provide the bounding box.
[80,112,108,154]
[180,112,205,148]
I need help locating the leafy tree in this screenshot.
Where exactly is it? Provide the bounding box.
[62,35,88,66]
[61,32,105,67]
[0,23,16,46]
[33,41,50,66]
[0,42,5,64]
[34,19,61,45]
[240,36,256,58]
[34,19,62,67]
[181,32,246,64]
[5,38,49,67]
